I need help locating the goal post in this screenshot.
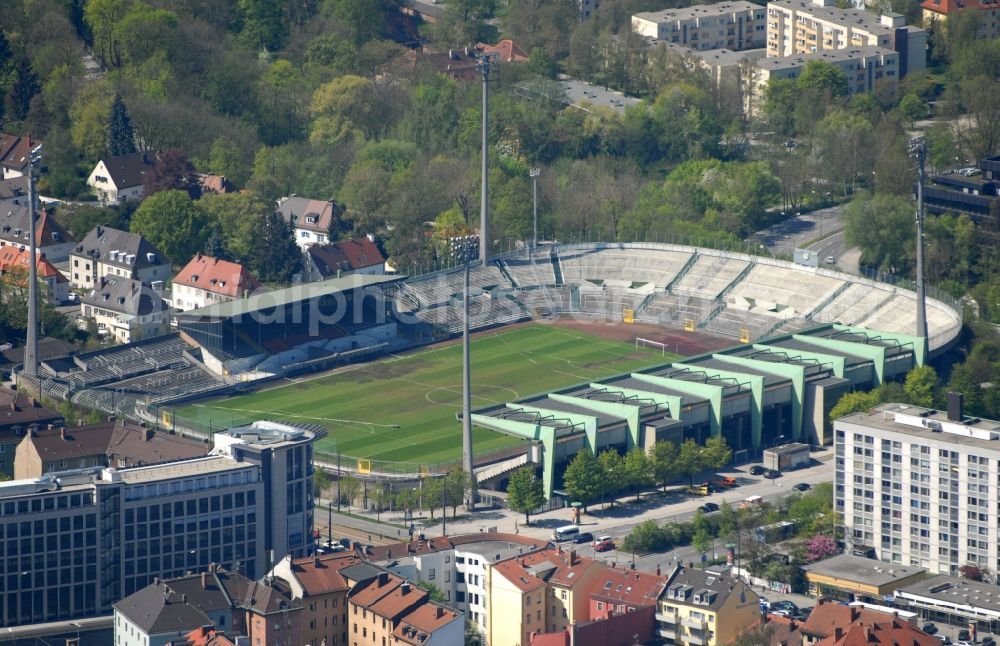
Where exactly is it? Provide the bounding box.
[635,337,666,356]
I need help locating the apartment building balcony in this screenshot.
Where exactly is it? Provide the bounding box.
[682,617,707,630]
[686,629,708,645]
[659,627,679,640]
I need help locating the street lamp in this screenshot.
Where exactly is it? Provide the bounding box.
[529,167,540,249]
[451,234,480,511]
[908,136,928,340]
[23,139,43,385]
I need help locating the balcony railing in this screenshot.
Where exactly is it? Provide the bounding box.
[682,617,707,630]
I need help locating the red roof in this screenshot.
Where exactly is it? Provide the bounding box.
[349,574,427,620]
[815,618,937,646]
[176,626,237,646]
[803,601,906,639]
[478,39,530,62]
[586,567,667,609]
[289,553,364,596]
[0,247,67,282]
[493,547,598,592]
[173,254,259,298]
[529,631,571,646]
[920,0,997,14]
[307,238,385,277]
[392,602,461,645]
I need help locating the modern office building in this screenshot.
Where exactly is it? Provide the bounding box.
[834,399,1000,575]
[632,1,767,51]
[0,420,320,628]
[766,0,926,76]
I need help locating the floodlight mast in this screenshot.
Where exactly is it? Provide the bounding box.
[477,52,499,264]
[530,168,540,249]
[908,137,928,340]
[451,235,480,511]
[24,139,43,384]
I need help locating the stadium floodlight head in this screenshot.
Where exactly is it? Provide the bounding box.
[529,168,540,178]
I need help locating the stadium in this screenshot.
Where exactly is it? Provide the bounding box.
[27,242,962,496]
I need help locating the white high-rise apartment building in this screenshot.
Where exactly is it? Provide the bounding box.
[835,400,999,576]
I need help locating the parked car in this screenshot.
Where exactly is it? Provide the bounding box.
[770,609,792,618]
[594,536,615,552]
[956,641,973,646]
[792,482,811,492]
[795,608,812,621]
[765,469,781,479]
[750,465,767,475]
[981,636,995,646]
[573,532,594,545]
[921,623,937,635]
[771,601,798,614]
[826,256,836,264]
[957,630,971,642]
[699,502,720,513]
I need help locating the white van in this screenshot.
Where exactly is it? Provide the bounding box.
[552,525,580,542]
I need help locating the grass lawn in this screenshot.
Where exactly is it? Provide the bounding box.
[174,323,673,466]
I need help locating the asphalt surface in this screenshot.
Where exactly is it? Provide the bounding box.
[752,205,860,275]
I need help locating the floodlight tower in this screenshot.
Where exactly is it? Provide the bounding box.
[451,234,480,511]
[908,136,928,340]
[24,139,43,383]
[477,52,499,264]
[530,168,540,249]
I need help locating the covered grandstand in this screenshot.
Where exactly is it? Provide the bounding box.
[394,242,961,354]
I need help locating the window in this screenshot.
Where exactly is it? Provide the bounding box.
[428,568,435,580]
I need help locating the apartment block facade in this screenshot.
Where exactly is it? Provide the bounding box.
[766,0,926,76]
[835,401,1000,576]
[0,421,319,628]
[633,1,767,50]
[655,567,760,646]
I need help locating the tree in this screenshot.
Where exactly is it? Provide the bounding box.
[598,449,627,509]
[623,447,653,501]
[85,0,131,69]
[904,364,940,408]
[309,75,377,145]
[444,467,468,518]
[562,448,602,512]
[718,501,737,539]
[130,190,210,264]
[897,93,928,127]
[6,56,40,121]
[422,476,445,520]
[200,192,272,263]
[650,440,677,491]
[796,60,848,98]
[144,149,201,199]
[107,94,136,156]
[506,465,545,525]
[732,624,776,646]
[844,192,914,273]
[702,436,732,477]
[251,210,302,284]
[675,439,705,486]
[804,535,838,562]
[340,475,362,511]
[313,468,330,497]
[959,563,995,584]
[830,389,881,420]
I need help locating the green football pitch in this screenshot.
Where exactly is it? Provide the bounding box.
[174,324,673,466]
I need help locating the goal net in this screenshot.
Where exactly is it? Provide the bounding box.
[635,337,667,356]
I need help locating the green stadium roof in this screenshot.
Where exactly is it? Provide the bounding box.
[175,274,402,320]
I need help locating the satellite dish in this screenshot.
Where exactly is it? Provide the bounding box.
[802,251,810,260]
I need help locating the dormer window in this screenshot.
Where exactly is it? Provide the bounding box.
[191,275,199,282]
[147,252,155,262]
[306,215,318,224]
[52,232,61,241]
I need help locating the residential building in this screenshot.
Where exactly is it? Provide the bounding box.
[0,387,62,477]
[269,551,367,646]
[366,532,550,635]
[303,237,386,282]
[747,46,900,115]
[801,600,917,644]
[170,626,238,645]
[79,277,170,343]
[172,254,260,312]
[920,0,1000,40]
[632,2,767,51]
[895,575,1000,637]
[0,205,75,261]
[0,420,320,628]
[586,567,667,644]
[530,606,659,646]
[487,547,607,646]
[196,173,235,196]
[0,176,28,209]
[479,39,530,62]
[0,133,39,180]
[348,572,462,646]
[579,0,599,19]
[801,554,926,601]
[809,615,936,646]
[69,225,171,289]
[113,565,302,646]
[655,566,760,646]
[86,151,156,203]
[834,398,1000,575]
[13,420,208,479]
[278,196,347,250]
[922,155,1000,222]
[0,247,69,302]
[765,0,926,76]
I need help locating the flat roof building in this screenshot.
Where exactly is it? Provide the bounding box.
[633,2,767,51]
[895,575,1000,637]
[835,400,1000,576]
[801,554,927,601]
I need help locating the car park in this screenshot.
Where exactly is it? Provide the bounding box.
[699,502,720,513]
[573,532,594,544]
[594,536,615,552]
[750,465,766,475]
[792,482,811,492]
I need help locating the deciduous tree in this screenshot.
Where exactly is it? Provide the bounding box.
[675,438,705,486]
[130,189,210,264]
[598,449,626,509]
[562,448,602,512]
[506,465,545,524]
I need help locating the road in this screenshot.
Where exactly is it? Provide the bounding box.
[752,205,860,275]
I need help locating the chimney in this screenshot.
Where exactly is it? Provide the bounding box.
[570,549,577,565]
[947,392,963,422]
[201,572,207,589]
[145,428,154,441]
[378,572,389,587]
[835,627,844,640]
[60,426,66,441]
[180,593,187,604]
[656,565,661,576]
[436,606,444,618]
[401,582,410,595]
